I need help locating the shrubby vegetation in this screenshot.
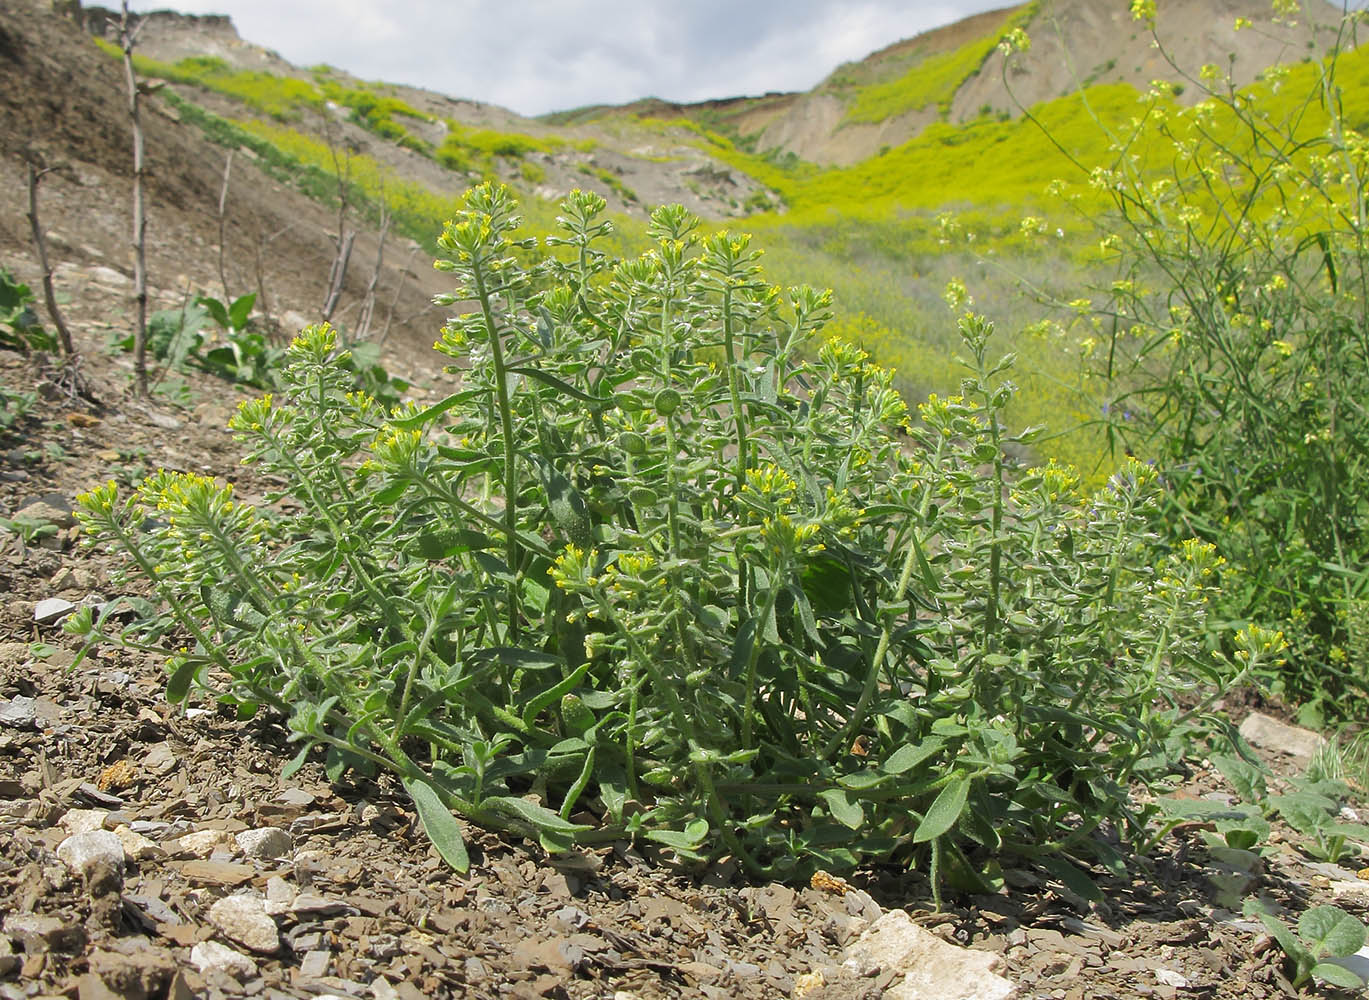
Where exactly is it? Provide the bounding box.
[62,12,1369,961]
[73,185,1247,894]
[1035,3,1369,720]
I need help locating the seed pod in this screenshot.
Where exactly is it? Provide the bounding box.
[560,693,596,736]
[653,388,682,416]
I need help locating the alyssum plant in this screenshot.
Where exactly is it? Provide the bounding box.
[74,184,1250,890]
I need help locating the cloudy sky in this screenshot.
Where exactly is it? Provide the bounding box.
[127,1,1010,116]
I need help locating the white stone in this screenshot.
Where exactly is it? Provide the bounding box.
[60,808,110,835]
[0,697,36,729]
[1155,969,1189,988]
[1330,879,1369,902]
[235,827,293,860]
[33,598,76,625]
[843,910,1015,1000]
[56,830,125,877]
[371,979,401,1000]
[112,824,163,861]
[190,940,257,979]
[263,875,296,915]
[175,829,237,857]
[1238,711,1325,761]
[208,894,280,954]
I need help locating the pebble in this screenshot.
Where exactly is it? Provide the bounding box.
[2,913,86,953]
[1155,969,1190,988]
[263,876,295,915]
[298,949,331,978]
[190,940,257,979]
[235,826,293,860]
[142,742,179,775]
[15,497,76,529]
[33,597,76,625]
[0,696,37,729]
[113,824,164,861]
[56,830,125,878]
[208,894,280,954]
[60,808,111,835]
[175,829,237,857]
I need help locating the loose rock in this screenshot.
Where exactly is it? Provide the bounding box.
[33,597,76,625]
[61,808,111,835]
[113,824,163,862]
[189,940,257,979]
[3,913,86,954]
[57,830,125,878]
[0,695,37,729]
[1238,711,1325,761]
[208,894,280,954]
[843,910,1015,1000]
[235,826,292,860]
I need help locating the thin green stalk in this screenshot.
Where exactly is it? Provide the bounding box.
[471,258,521,641]
[822,523,921,761]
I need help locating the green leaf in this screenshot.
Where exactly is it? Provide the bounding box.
[1299,905,1367,958]
[1210,753,1268,804]
[1258,913,1312,965]
[645,818,711,852]
[882,737,946,775]
[506,365,612,407]
[388,390,476,429]
[521,662,590,730]
[1311,962,1365,988]
[403,777,470,873]
[281,742,312,780]
[484,795,590,836]
[819,788,865,829]
[197,295,230,329]
[165,656,200,704]
[1039,856,1102,903]
[914,774,970,843]
[227,293,257,331]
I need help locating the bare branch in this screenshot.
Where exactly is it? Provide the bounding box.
[25,156,77,358]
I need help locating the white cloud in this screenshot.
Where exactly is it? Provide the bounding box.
[128,0,1011,115]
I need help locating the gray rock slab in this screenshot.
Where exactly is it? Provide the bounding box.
[1238,711,1325,761]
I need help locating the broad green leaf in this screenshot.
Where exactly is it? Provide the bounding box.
[914,774,970,843]
[165,656,200,704]
[645,818,711,852]
[228,292,257,330]
[403,777,470,873]
[1258,913,1312,965]
[882,737,946,775]
[819,788,865,829]
[197,295,230,329]
[1311,962,1365,988]
[1299,905,1367,958]
[1210,753,1268,804]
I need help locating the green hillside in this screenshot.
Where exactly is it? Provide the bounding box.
[94,19,1369,481]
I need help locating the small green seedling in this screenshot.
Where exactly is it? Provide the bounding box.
[1270,787,1369,865]
[1246,900,1367,990]
[0,514,59,547]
